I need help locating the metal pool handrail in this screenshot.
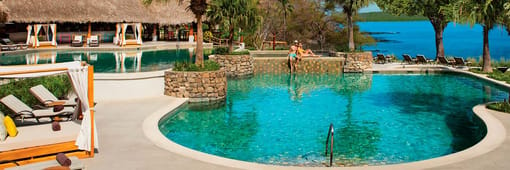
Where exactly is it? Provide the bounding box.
[325,123,334,167]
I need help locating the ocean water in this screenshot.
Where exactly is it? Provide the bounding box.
[358,21,510,60]
[159,73,507,166]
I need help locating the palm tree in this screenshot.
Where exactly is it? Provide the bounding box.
[326,0,370,52]
[278,0,293,42]
[143,0,207,66]
[207,0,259,53]
[452,0,508,72]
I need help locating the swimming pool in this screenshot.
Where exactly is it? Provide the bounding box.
[158,73,507,167]
[0,48,211,73]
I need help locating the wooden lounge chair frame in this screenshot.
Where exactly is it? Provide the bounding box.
[454,57,471,66]
[416,55,433,64]
[438,56,455,66]
[376,53,386,64]
[402,54,416,64]
[0,66,96,168]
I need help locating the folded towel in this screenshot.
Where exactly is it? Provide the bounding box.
[56,153,72,167]
[52,121,61,131]
[53,105,64,112]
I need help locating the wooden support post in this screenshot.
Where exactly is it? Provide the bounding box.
[87,22,92,38]
[87,66,95,157]
[273,34,276,50]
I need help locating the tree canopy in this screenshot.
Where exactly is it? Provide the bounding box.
[207,0,260,52]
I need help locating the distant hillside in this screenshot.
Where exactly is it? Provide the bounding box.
[359,12,427,22]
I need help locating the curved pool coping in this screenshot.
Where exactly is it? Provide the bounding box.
[142,69,508,170]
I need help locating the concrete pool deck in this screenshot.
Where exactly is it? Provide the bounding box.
[82,63,510,169]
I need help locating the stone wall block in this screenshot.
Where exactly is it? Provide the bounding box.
[164,69,227,102]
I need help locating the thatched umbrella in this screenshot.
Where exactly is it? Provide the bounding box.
[0,1,9,23]
[3,0,194,24]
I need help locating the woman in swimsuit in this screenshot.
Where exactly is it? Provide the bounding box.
[288,43,299,73]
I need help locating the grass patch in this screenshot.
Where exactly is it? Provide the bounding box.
[469,67,510,83]
[173,60,220,72]
[0,75,72,115]
[359,12,427,22]
[487,102,510,113]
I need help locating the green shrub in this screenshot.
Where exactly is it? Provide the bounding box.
[0,75,72,115]
[487,102,510,113]
[173,60,220,72]
[213,47,229,55]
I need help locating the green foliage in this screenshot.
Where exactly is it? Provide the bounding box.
[326,0,371,51]
[207,0,260,52]
[174,60,220,72]
[212,47,229,55]
[358,12,428,21]
[470,67,510,83]
[449,0,509,72]
[0,75,72,115]
[213,47,250,55]
[487,102,510,113]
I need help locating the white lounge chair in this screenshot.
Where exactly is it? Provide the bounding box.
[89,35,100,47]
[29,85,77,107]
[71,35,83,47]
[0,95,75,123]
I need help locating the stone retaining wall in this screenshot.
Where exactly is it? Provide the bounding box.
[208,55,254,77]
[253,57,344,74]
[335,52,373,73]
[164,69,227,102]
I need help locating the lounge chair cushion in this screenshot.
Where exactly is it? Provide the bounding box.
[4,116,18,137]
[0,112,7,141]
[73,36,82,42]
[0,121,80,151]
[1,95,34,113]
[30,85,77,107]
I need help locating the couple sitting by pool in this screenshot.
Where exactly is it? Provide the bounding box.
[288,40,317,73]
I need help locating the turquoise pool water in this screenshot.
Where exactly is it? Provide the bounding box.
[159,73,507,166]
[0,49,210,73]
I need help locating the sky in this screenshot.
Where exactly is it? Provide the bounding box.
[359,3,382,13]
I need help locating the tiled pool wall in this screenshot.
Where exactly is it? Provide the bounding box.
[253,57,345,74]
[208,55,254,78]
[251,52,373,74]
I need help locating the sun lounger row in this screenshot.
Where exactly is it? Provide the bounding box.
[402,54,434,64]
[0,85,78,123]
[400,54,471,66]
[71,35,100,47]
[0,38,28,51]
[437,56,471,66]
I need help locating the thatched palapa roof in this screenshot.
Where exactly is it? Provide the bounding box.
[0,1,9,23]
[3,0,195,24]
